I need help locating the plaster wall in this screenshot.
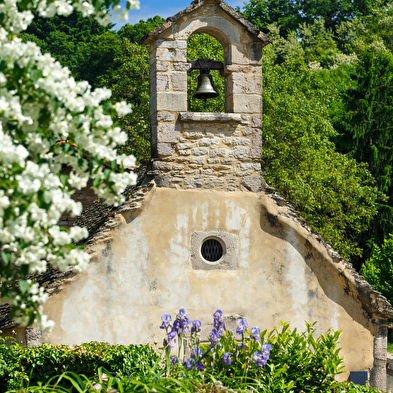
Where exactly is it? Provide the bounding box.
[43,187,376,379]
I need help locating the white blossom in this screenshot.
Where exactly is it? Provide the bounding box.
[0,0,139,332]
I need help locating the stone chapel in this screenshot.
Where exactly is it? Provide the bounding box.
[1,0,393,390]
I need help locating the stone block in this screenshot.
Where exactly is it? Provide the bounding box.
[222,137,232,145]
[243,129,252,136]
[207,159,220,164]
[172,177,184,182]
[245,74,262,94]
[156,112,175,122]
[171,72,187,91]
[184,178,203,189]
[200,137,220,146]
[173,165,184,170]
[204,179,225,189]
[250,129,262,159]
[238,163,261,171]
[157,73,169,91]
[151,92,187,113]
[157,123,181,143]
[178,150,191,155]
[179,112,242,122]
[240,176,263,192]
[229,43,249,65]
[189,157,206,164]
[173,62,192,71]
[154,175,171,187]
[221,159,233,165]
[152,61,169,72]
[156,48,187,62]
[157,143,175,157]
[229,94,262,113]
[154,40,187,49]
[183,131,205,139]
[192,147,209,156]
[233,137,251,146]
[225,65,251,74]
[227,73,244,95]
[228,146,249,159]
[152,161,172,172]
[252,115,262,128]
[210,148,227,158]
[176,142,197,150]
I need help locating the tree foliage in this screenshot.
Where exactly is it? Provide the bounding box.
[360,234,393,305]
[118,15,165,43]
[98,39,150,162]
[0,0,139,330]
[262,57,381,260]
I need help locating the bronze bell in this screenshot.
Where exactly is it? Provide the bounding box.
[193,69,219,101]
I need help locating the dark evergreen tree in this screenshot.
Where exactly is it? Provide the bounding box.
[335,49,393,264]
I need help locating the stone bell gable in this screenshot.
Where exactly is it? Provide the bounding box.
[140,0,271,191]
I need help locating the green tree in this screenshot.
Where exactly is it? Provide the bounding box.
[118,16,165,43]
[98,39,150,162]
[239,0,379,35]
[335,49,393,257]
[360,234,393,305]
[263,57,381,261]
[20,11,121,87]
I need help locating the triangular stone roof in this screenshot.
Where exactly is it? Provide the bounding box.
[140,0,271,46]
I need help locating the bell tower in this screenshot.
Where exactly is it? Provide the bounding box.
[141,0,270,192]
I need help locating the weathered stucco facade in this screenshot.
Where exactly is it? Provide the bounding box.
[2,0,393,390]
[42,185,392,388]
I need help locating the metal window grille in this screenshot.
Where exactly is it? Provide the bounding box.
[201,239,223,262]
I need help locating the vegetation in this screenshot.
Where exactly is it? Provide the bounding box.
[0,312,380,392]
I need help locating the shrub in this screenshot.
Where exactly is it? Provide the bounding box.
[0,337,159,391]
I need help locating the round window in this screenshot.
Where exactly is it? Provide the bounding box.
[201,238,223,262]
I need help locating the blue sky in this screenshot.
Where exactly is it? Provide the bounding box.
[113,0,247,30]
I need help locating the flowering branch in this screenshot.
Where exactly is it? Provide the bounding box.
[0,0,140,331]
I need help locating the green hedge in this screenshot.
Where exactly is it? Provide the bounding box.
[0,338,159,391]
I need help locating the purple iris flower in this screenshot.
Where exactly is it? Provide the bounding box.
[209,328,220,347]
[194,362,204,371]
[172,320,180,332]
[222,352,232,365]
[236,318,248,334]
[213,309,224,331]
[191,320,202,333]
[175,309,190,333]
[170,356,179,367]
[250,327,261,341]
[167,330,177,342]
[252,351,269,367]
[192,347,203,359]
[160,314,172,329]
[262,343,272,352]
[184,359,193,370]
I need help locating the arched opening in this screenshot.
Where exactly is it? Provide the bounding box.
[187,33,225,113]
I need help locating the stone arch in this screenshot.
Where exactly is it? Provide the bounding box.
[187,32,225,113]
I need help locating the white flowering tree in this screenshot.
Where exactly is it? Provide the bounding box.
[0,0,140,331]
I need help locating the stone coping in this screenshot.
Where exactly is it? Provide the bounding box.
[179,112,242,122]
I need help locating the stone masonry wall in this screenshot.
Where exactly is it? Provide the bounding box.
[152,112,264,191]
